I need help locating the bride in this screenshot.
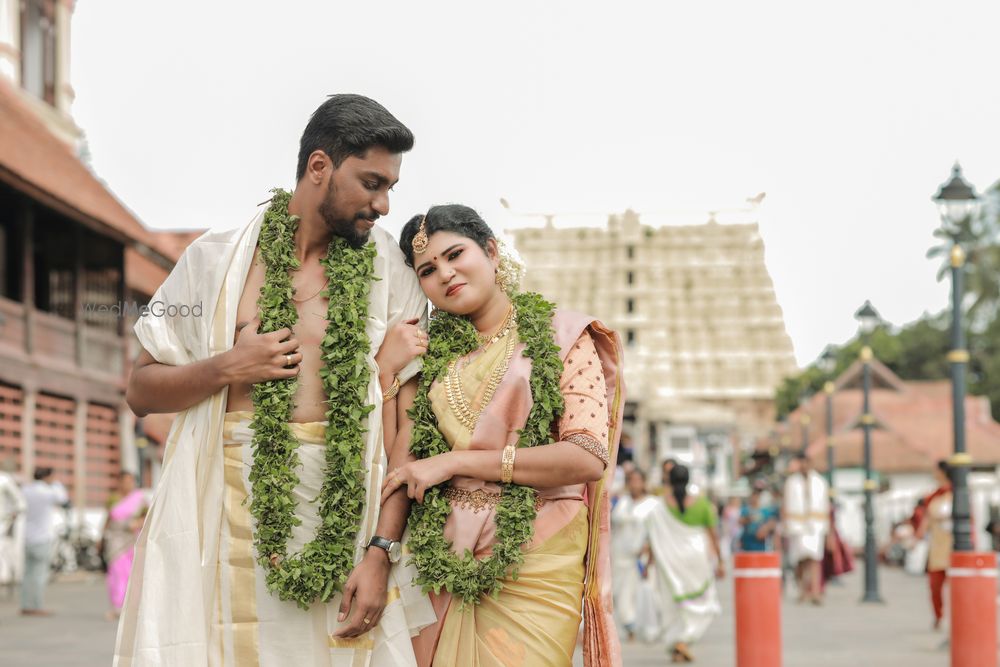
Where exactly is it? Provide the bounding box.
[379,204,625,667]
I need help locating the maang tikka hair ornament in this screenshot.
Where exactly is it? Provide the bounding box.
[412,215,429,255]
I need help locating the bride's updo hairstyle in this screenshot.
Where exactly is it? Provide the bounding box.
[399,204,496,268]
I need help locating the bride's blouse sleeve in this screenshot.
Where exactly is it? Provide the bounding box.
[556,330,610,467]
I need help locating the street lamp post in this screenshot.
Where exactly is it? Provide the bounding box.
[855,301,883,603]
[819,346,838,489]
[932,163,981,553]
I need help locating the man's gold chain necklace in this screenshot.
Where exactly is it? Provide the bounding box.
[290,277,330,303]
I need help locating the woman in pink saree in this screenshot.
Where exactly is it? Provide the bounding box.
[102,472,147,619]
[382,205,624,667]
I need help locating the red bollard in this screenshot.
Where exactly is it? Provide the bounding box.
[950,551,998,667]
[734,552,782,667]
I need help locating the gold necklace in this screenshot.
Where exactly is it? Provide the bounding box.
[445,315,517,430]
[475,303,516,348]
[291,277,330,303]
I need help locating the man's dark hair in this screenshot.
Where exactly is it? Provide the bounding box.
[33,467,53,481]
[628,467,647,480]
[399,204,495,268]
[296,94,414,181]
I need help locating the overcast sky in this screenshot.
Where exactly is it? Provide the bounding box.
[70,1,1000,367]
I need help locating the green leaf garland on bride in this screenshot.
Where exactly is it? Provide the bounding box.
[248,188,376,609]
[407,291,565,604]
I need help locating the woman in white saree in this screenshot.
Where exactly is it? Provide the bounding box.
[643,464,722,663]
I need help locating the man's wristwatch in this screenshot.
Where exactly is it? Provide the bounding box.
[367,535,402,564]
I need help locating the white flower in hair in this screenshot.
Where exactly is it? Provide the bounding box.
[495,237,525,296]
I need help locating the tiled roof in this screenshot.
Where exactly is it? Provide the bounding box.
[0,79,203,296]
[769,370,1000,472]
[150,230,205,263]
[0,78,158,247]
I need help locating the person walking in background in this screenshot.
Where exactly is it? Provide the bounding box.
[917,460,953,630]
[822,499,854,586]
[720,496,742,561]
[647,463,723,663]
[739,480,778,552]
[0,457,26,594]
[611,457,636,504]
[20,467,68,616]
[783,453,829,605]
[611,468,658,642]
[101,472,147,621]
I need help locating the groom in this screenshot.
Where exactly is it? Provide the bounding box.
[115,95,433,666]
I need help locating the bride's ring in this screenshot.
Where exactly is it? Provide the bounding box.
[285,354,293,367]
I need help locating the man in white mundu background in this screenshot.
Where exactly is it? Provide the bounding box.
[783,453,830,605]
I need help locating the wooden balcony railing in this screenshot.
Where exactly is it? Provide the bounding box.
[0,295,125,379]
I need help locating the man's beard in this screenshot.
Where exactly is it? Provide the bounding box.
[318,181,376,249]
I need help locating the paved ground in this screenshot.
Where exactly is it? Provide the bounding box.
[574,565,954,666]
[0,566,963,666]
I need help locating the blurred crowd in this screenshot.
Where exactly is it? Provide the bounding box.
[608,452,853,662]
[0,460,147,621]
[607,448,1000,660]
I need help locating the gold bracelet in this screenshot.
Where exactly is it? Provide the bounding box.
[382,376,401,401]
[500,445,516,484]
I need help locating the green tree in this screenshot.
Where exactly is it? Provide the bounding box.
[970,312,1000,420]
[892,313,951,380]
[776,182,1000,422]
[774,324,913,419]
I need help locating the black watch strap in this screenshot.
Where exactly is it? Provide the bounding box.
[367,535,401,563]
[368,536,393,551]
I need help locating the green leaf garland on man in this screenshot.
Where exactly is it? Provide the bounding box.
[114,95,437,667]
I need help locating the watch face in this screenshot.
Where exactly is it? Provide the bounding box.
[388,541,402,563]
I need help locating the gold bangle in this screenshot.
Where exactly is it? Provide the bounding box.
[500,445,516,484]
[382,376,401,401]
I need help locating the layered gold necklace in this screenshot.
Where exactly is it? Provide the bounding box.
[444,303,517,430]
[408,291,565,603]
